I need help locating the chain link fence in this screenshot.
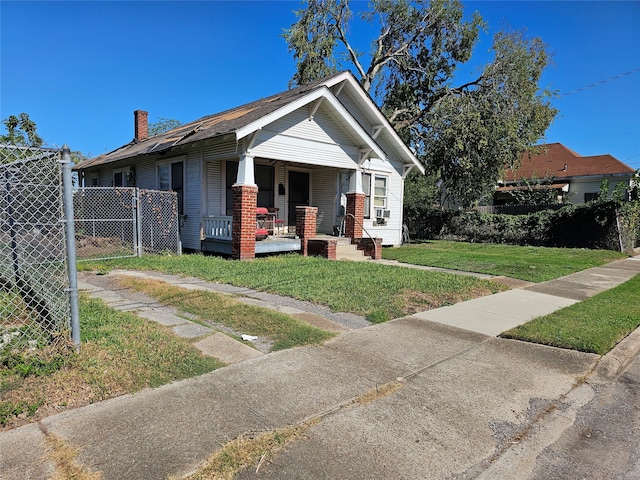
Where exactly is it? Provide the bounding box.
[74,187,180,260]
[0,145,180,356]
[0,145,72,354]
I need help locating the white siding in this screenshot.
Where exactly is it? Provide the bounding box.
[334,89,375,136]
[360,157,405,245]
[570,177,631,203]
[134,157,158,189]
[202,139,237,160]
[274,163,287,222]
[205,160,223,216]
[251,105,360,169]
[311,169,338,233]
[181,150,202,250]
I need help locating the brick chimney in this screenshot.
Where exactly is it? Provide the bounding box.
[134,110,148,142]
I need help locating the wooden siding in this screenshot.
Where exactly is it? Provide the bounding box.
[334,90,375,137]
[205,160,223,216]
[181,150,202,250]
[251,105,360,169]
[202,138,237,159]
[274,163,287,224]
[360,157,405,245]
[311,169,338,234]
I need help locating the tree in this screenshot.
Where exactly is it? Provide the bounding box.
[283,0,557,207]
[148,117,182,136]
[0,113,44,147]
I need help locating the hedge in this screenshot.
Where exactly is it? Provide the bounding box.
[405,200,638,251]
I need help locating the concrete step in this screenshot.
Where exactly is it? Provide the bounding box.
[335,242,370,262]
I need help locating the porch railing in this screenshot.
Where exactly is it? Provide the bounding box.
[203,215,232,240]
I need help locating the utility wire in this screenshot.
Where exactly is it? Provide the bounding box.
[560,67,640,97]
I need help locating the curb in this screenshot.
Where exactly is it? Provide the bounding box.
[594,326,640,380]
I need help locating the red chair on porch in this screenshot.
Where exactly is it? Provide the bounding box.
[256,207,270,240]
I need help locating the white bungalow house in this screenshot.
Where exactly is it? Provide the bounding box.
[74,71,424,260]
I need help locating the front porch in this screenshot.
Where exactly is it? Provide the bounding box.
[200,207,381,260]
[201,214,303,256]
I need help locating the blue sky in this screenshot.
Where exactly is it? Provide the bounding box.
[1,1,639,169]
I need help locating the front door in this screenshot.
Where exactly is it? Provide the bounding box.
[288,171,310,227]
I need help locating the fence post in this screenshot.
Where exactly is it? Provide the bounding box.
[134,187,142,257]
[60,145,81,351]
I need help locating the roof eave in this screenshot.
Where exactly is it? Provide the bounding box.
[322,72,425,174]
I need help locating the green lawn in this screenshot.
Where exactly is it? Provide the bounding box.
[1,296,223,429]
[501,273,640,354]
[118,276,335,351]
[82,253,508,323]
[382,240,627,282]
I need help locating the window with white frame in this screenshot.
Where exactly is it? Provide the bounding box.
[362,173,388,218]
[373,176,387,209]
[363,173,371,218]
[157,160,184,215]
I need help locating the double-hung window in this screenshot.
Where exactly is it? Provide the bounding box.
[373,176,387,209]
[362,173,388,218]
[157,160,184,215]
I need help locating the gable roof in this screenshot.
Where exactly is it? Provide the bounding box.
[76,72,423,173]
[503,143,635,182]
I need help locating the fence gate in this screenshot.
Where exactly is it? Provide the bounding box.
[74,187,180,260]
[0,145,72,353]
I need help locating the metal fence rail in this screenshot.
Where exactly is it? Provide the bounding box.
[0,145,72,353]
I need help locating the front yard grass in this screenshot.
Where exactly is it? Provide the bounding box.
[118,277,336,351]
[501,273,640,354]
[1,296,224,430]
[382,240,626,283]
[81,253,508,322]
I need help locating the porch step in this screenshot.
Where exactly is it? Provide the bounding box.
[335,242,370,262]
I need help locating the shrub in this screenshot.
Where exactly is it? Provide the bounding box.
[408,201,625,250]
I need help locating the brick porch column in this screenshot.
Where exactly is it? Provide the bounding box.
[296,206,317,256]
[231,184,258,260]
[345,192,364,239]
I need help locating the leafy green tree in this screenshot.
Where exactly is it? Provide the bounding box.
[0,113,44,147]
[283,0,557,207]
[404,171,439,207]
[149,117,182,136]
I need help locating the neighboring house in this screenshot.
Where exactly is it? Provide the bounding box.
[494,143,636,205]
[74,71,424,259]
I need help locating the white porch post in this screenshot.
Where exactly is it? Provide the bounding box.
[348,168,364,194]
[236,153,256,186]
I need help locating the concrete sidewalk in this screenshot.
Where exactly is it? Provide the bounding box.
[1,257,639,479]
[414,257,640,336]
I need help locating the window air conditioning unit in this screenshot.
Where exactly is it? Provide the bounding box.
[375,208,391,218]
